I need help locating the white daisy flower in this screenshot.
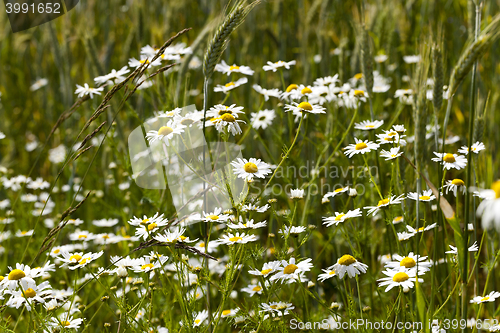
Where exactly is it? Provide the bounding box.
[48,315,83,329]
[128,56,162,68]
[344,138,380,158]
[407,189,436,202]
[5,281,52,311]
[394,89,413,105]
[240,203,270,213]
[202,207,231,223]
[74,83,104,99]
[323,186,350,201]
[374,54,388,63]
[231,158,272,181]
[397,231,416,241]
[241,283,264,296]
[145,120,186,145]
[377,267,423,292]
[458,141,485,155]
[392,216,404,224]
[284,101,326,117]
[278,225,307,237]
[215,60,254,75]
[214,77,248,94]
[135,217,169,240]
[289,188,304,199]
[262,60,296,72]
[313,75,339,86]
[376,130,406,146]
[131,256,168,274]
[384,252,432,274]
[226,218,267,229]
[329,254,368,279]
[0,264,40,291]
[209,113,245,135]
[380,147,403,160]
[445,241,479,254]
[365,194,405,216]
[206,104,245,119]
[30,78,48,91]
[392,125,406,133]
[252,84,281,101]
[354,120,384,130]
[57,250,103,270]
[217,308,239,318]
[403,55,421,63]
[192,310,208,327]
[194,240,219,253]
[94,66,130,85]
[406,223,438,234]
[322,208,362,227]
[216,232,257,245]
[476,181,500,232]
[431,152,467,170]
[443,179,466,196]
[250,109,276,129]
[248,261,281,277]
[154,227,188,244]
[259,302,294,318]
[470,291,500,304]
[318,268,337,282]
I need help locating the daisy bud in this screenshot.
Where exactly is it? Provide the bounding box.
[403,286,410,293]
[117,266,128,278]
[330,302,341,310]
[362,306,371,312]
[307,281,315,288]
[348,188,358,197]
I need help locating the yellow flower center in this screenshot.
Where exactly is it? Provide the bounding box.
[219,113,236,122]
[243,162,258,173]
[198,242,205,248]
[301,87,313,94]
[419,195,431,200]
[61,321,71,327]
[207,215,219,220]
[297,101,313,111]
[147,223,158,231]
[353,90,365,97]
[102,235,110,239]
[392,272,410,282]
[338,254,356,266]
[140,59,150,64]
[79,258,88,265]
[261,268,272,275]
[443,153,456,163]
[270,305,278,309]
[194,319,201,324]
[286,84,299,92]
[387,131,397,137]
[252,286,262,292]
[283,264,298,275]
[158,126,173,136]
[393,216,403,223]
[8,269,25,281]
[21,231,28,235]
[354,73,363,79]
[141,264,154,270]
[70,254,82,262]
[399,257,416,268]
[335,214,346,221]
[225,82,235,87]
[365,125,375,128]
[355,142,368,150]
[334,187,345,193]
[451,179,464,186]
[78,235,87,239]
[229,65,240,71]
[377,198,390,206]
[492,180,500,199]
[53,249,60,254]
[0,276,4,282]
[418,227,425,232]
[24,288,36,298]
[481,296,490,302]
[222,310,232,316]
[228,236,242,242]
[141,218,149,225]
[329,270,336,275]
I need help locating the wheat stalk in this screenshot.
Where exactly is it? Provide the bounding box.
[203,2,259,80]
